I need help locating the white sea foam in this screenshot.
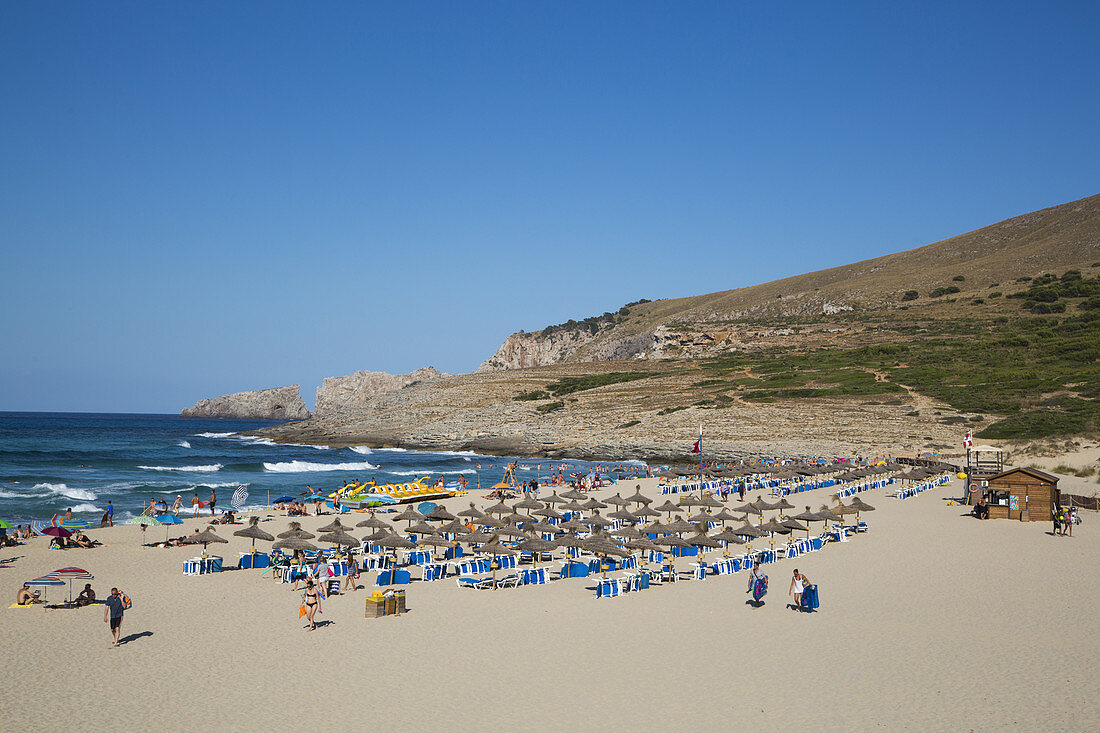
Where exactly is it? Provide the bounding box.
[33,482,98,501]
[373,447,408,453]
[233,436,277,447]
[138,464,224,472]
[385,469,476,476]
[194,432,236,438]
[0,489,23,498]
[262,460,378,473]
[178,440,191,448]
[350,446,372,455]
[71,503,101,514]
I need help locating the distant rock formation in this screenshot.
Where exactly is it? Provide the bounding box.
[476,330,599,372]
[314,367,448,415]
[181,385,310,420]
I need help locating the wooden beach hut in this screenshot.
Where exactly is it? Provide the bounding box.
[981,467,1059,522]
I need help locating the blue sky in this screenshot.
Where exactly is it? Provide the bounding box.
[2,2,1098,412]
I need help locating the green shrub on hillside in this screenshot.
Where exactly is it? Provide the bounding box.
[536,401,564,414]
[902,290,919,301]
[929,285,961,298]
[544,371,652,396]
[513,390,549,401]
[952,275,966,282]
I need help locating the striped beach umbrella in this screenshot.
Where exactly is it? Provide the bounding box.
[27,575,65,602]
[231,484,249,512]
[60,519,92,529]
[52,567,94,603]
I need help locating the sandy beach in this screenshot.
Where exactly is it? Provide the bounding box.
[2,475,1097,731]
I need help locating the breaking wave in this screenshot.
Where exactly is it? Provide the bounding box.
[262,460,378,473]
[71,503,101,514]
[350,446,372,455]
[138,464,224,473]
[194,432,235,438]
[178,440,191,448]
[33,482,98,501]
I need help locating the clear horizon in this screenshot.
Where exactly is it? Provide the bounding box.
[3,2,1099,413]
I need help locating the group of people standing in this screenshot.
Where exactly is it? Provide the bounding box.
[1053,504,1078,537]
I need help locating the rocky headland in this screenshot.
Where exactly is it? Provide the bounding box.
[180,385,310,421]
[252,193,1100,458]
[314,367,447,416]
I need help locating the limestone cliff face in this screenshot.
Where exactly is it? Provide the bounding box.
[181,385,310,420]
[476,330,600,372]
[314,367,447,415]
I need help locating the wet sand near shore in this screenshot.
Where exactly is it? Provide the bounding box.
[1,477,1097,731]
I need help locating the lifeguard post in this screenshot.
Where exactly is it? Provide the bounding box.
[963,445,1005,504]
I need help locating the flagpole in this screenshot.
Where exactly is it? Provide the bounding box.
[699,423,704,500]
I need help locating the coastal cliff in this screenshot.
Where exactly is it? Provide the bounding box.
[181,385,310,420]
[314,367,448,415]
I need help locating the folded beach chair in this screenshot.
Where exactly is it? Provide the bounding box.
[691,563,707,581]
[497,573,520,589]
[456,575,495,589]
[595,578,622,598]
[375,568,412,586]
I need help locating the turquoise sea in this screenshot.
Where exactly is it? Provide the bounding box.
[0,412,649,523]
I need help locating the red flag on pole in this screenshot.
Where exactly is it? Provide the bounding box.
[692,439,700,454]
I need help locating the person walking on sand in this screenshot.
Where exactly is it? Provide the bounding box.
[789,569,809,611]
[1052,503,1062,536]
[209,489,217,516]
[172,495,183,514]
[302,579,321,631]
[104,587,126,646]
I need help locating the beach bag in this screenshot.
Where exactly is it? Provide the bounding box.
[298,604,307,619]
[121,593,132,610]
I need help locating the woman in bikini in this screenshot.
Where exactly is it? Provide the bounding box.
[302,580,321,630]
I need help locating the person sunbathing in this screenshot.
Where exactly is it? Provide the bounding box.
[75,583,96,606]
[71,531,95,548]
[16,584,41,605]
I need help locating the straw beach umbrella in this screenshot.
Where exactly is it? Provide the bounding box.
[485,501,512,516]
[317,517,352,534]
[559,488,586,500]
[278,522,315,540]
[581,497,607,510]
[393,506,425,527]
[318,529,360,547]
[540,491,565,505]
[428,506,457,522]
[185,528,228,558]
[406,521,436,536]
[513,497,543,514]
[515,536,556,567]
[627,486,652,506]
[355,514,391,532]
[272,536,318,553]
[233,517,275,554]
[655,500,683,518]
[710,527,746,556]
[604,493,630,507]
[533,506,565,521]
[457,503,485,519]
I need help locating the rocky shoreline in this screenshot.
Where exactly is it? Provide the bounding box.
[254,361,968,463]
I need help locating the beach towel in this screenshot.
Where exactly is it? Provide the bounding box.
[8,603,37,609]
[800,584,819,611]
[752,575,768,602]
